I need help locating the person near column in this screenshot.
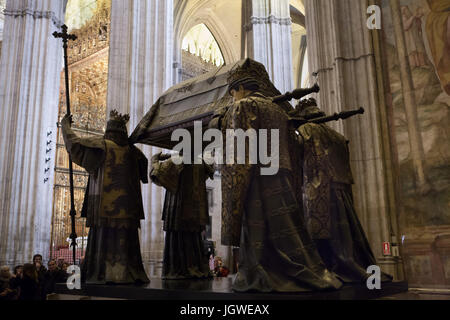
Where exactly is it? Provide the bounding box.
[44,259,67,295]
[32,254,47,299]
[0,266,17,300]
[18,264,40,301]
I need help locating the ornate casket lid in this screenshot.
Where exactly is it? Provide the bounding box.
[129,60,249,149]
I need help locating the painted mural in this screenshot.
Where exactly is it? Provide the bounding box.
[381,0,450,287]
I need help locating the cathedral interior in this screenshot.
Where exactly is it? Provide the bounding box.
[0,0,450,301]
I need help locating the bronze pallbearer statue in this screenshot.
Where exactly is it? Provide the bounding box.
[150,153,213,280]
[61,110,150,285]
[294,98,393,284]
[127,57,392,292]
[210,59,343,292]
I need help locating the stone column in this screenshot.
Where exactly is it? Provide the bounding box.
[106,0,174,277]
[0,0,6,58]
[243,0,293,94]
[305,0,403,278]
[0,0,66,267]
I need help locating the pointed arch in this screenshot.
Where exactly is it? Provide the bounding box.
[182,23,224,66]
[174,0,240,67]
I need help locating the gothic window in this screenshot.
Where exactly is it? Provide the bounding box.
[180,23,225,81]
[290,2,310,89]
[292,23,309,88]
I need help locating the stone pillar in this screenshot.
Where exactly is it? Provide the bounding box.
[0,0,5,58]
[243,0,293,93]
[0,0,66,267]
[305,0,403,278]
[106,0,174,277]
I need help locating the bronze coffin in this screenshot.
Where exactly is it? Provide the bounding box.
[128,60,251,149]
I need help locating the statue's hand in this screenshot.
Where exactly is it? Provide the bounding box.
[61,114,73,128]
[151,151,163,163]
[312,83,320,93]
[159,153,172,161]
[152,152,172,164]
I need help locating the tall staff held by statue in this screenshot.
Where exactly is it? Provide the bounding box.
[53,25,78,266]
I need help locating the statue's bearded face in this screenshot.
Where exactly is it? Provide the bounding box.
[230,85,253,102]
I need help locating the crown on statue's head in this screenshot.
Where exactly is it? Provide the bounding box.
[228,59,273,92]
[106,109,129,135]
[109,110,130,124]
[296,98,326,118]
[297,98,318,109]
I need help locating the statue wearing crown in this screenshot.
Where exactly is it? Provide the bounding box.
[61,111,150,285]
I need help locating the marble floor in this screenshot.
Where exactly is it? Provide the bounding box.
[54,277,411,300]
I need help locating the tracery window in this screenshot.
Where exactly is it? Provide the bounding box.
[180,23,225,81]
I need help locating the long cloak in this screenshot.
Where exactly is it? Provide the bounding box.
[61,123,150,284]
[218,93,342,292]
[150,159,213,279]
[298,121,393,283]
